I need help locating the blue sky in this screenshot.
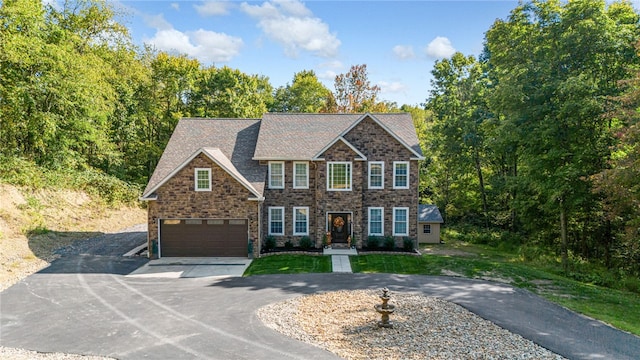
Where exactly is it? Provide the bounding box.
[115,0,521,106]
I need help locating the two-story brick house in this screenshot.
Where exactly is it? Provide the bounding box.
[140,113,424,258]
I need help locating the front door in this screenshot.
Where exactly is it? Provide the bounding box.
[328,213,351,243]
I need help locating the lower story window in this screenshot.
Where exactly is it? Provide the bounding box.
[368,207,383,236]
[423,224,431,234]
[269,207,284,235]
[293,207,309,235]
[393,207,409,236]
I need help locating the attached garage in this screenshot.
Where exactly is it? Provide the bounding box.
[159,219,248,257]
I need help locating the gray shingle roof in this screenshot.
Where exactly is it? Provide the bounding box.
[142,113,425,200]
[418,204,444,223]
[142,118,264,198]
[253,113,423,160]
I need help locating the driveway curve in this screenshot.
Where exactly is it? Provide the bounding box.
[1,254,639,359]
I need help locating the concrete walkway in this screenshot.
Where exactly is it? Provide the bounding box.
[323,247,356,273]
[330,255,352,273]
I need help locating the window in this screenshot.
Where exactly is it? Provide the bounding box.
[393,162,409,189]
[269,162,284,189]
[368,162,384,189]
[327,162,352,191]
[268,207,284,235]
[195,168,211,191]
[423,224,431,234]
[393,207,409,236]
[293,207,309,235]
[293,162,309,189]
[368,207,384,236]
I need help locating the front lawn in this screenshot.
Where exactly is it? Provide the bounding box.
[243,242,640,336]
[351,253,640,336]
[244,254,331,275]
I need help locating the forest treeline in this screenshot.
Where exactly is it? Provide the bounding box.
[0,0,396,185]
[423,0,640,277]
[1,0,639,277]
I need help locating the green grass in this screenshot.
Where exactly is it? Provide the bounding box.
[244,254,332,275]
[351,247,640,336]
[243,234,640,336]
[0,155,140,205]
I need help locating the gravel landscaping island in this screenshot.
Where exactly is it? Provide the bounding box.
[258,289,566,360]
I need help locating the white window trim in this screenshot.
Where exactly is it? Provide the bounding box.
[268,207,285,235]
[269,161,284,189]
[194,168,211,191]
[368,161,384,189]
[393,207,409,236]
[327,161,352,191]
[293,206,309,236]
[368,207,384,236]
[393,161,410,189]
[293,161,309,189]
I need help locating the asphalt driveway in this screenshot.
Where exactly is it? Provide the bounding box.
[1,236,639,359]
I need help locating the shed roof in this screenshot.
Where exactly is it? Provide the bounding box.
[418,204,444,223]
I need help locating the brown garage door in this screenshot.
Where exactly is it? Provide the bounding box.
[159,219,248,257]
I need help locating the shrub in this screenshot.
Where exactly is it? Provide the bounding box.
[403,237,415,252]
[367,235,380,249]
[299,236,313,250]
[383,236,395,250]
[284,240,294,250]
[264,236,276,252]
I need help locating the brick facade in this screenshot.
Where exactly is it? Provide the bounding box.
[261,117,420,249]
[145,114,422,257]
[147,153,260,258]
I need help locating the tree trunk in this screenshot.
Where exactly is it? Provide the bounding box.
[560,201,568,274]
[474,149,489,229]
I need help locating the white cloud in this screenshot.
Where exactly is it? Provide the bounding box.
[425,36,456,59]
[144,17,243,63]
[393,45,415,60]
[194,1,233,16]
[379,81,408,94]
[318,70,337,82]
[241,0,341,58]
[142,13,173,31]
[170,3,180,11]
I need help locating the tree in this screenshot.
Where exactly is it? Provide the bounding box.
[332,64,386,113]
[0,0,129,169]
[189,66,272,118]
[271,70,331,113]
[484,0,640,270]
[425,53,491,225]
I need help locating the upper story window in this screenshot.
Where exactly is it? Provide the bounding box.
[393,161,409,189]
[293,162,309,189]
[393,207,409,236]
[327,162,352,191]
[194,168,211,191]
[368,161,384,189]
[269,161,284,189]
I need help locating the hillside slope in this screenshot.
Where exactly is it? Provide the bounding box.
[0,183,146,291]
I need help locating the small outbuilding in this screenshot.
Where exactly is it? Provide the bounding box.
[418,204,444,244]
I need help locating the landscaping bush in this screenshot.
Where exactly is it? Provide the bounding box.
[299,236,313,250]
[284,240,294,250]
[383,236,395,250]
[264,235,276,252]
[403,237,415,252]
[367,235,380,249]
